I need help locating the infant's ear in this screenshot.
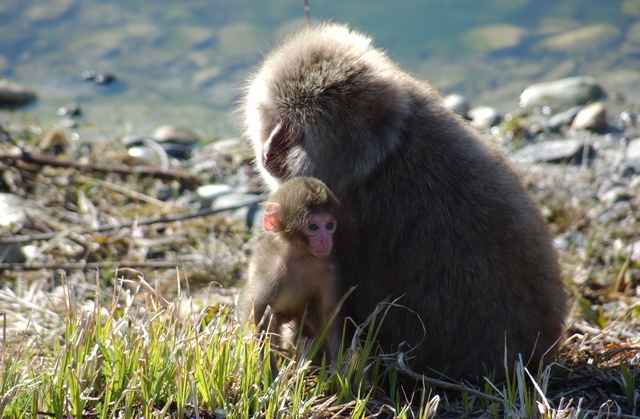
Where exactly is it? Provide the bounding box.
[263,202,282,232]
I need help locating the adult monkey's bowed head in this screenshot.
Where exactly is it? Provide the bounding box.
[242,23,568,379]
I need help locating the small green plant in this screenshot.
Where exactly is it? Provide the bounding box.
[614,358,638,408]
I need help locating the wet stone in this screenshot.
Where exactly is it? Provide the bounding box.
[519,77,604,111]
[0,78,37,107]
[598,187,631,207]
[212,193,263,230]
[540,24,622,56]
[548,106,583,132]
[151,125,200,145]
[0,193,34,230]
[196,184,235,208]
[621,137,640,173]
[57,102,81,117]
[513,138,595,165]
[444,94,470,118]
[571,102,607,132]
[554,231,587,251]
[468,106,501,129]
[80,70,116,85]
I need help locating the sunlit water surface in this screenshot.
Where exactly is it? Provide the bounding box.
[1,0,638,142]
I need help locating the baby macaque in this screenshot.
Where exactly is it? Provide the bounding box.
[238,177,341,362]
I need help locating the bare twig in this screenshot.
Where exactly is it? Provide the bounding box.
[396,353,505,405]
[304,0,310,25]
[0,260,188,271]
[0,149,199,189]
[0,196,264,245]
[76,175,166,206]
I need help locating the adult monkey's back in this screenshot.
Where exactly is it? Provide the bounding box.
[242,23,567,379]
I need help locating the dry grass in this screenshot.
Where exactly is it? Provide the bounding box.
[0,122,638,418]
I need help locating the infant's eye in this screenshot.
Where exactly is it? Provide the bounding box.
[308,223,318,231]
[326,222,334,230]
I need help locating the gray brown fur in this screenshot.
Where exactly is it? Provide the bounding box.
[238,177,341,361]
[242,24,567,379]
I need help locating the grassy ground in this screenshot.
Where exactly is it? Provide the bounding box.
[0,122,638,418]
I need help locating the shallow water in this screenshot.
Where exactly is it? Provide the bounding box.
[0,0,638,142]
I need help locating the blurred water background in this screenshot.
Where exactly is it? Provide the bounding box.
[0,0,638,142]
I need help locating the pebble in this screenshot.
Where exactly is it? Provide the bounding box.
[150,125,200,159]
[212,193,264,230]
[548,106,583,132]
[0,244,26,264]
[0,193,34,230]
[625,240,640,264]
[0,78,37,106]
[39,129,69,154]
[570,102,607,132]
[512,138,595,164]
[150,125,200,145]
[57,102,81,117]
[598,187,630,207]
[196,184,235,208]
[80,70,116,85]
[540,24,622,56]
[519,76,604,111]
[0,194,40,263]
[26,0,74,23]
[553,231,587,251]
[461,24,527,53]
[622,137,640,173]
[468,106,500,129]
[443,94,470,118]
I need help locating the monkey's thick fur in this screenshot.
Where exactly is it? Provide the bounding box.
[243,23,567,379]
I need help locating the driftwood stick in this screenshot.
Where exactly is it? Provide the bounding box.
[0,260,187,271]
[0,197,264,245]
[0,149,200,189]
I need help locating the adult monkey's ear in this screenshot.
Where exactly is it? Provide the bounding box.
[263,202,282,232]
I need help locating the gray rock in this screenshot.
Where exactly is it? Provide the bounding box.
[622,138,640,173]
[625,240,640,264]
[0,193,34,230]
[0,78,37,106]
[468,106,501,129]
[519,77,604,111]
[196,184,235,208]
[150,125,200,145]
[554,231,587,251]
[540,24,622,56]
[149,125,200,159]
[211,193,261,211]
[598,187,630,207]
[127,141,170,168]
[26,0,74,23]
[512,138,595,164]
[570,102,607,132]
[212,193,263,230]
[548,106,583,131]
[444,94,470,118]
[0,244,26,264]
[461,24,527,53]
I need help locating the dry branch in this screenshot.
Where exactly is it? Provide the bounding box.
[0,260,186,270]
[0,149,200,189]
[0,197,263,245]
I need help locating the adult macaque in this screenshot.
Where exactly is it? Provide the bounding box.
[238,176,341,362]
[241,23,567,379]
